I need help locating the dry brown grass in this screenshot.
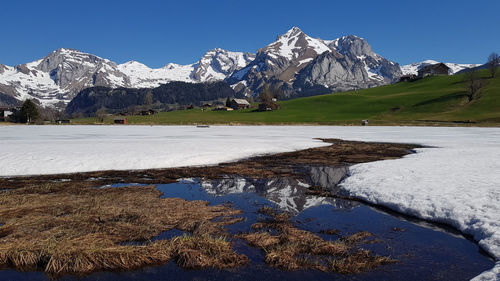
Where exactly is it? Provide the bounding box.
[238,211,395,273]
[0,182,246,276]
[172,235,248,269]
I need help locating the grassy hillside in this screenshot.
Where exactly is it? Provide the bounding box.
[71,69,500,126]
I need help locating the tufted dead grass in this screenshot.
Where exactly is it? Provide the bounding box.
[0,182,246,276]
[238,208,395,273]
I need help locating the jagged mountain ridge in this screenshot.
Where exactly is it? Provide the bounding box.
[0,48,254,107]
[227,27,403,98]
[1,27,481,108]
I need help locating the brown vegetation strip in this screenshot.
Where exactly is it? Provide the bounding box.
[0,139,420,189]
[238,208,395,273]
[0,182,247,276]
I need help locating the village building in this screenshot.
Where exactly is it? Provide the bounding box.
[0,107,16,122]
[114,117,127,124]
[399,74,417,82]
[418,63,450,78]
[229,98,251,110]
[55,119,71,124]
[140,109,156,116]
[213,105,234,111]
[258,101,280,111]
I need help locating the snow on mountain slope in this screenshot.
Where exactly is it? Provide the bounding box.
[0,48,254,107]
[401,60,480,75]
[117,61,194,88]
[190,48,255,82]
[263,27,331,61]
[0,48,129,107]
[228,28,401,98]
[0,63,64,106]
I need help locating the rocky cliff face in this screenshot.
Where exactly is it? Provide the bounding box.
[228,28,402,98]
[227,27,333,96]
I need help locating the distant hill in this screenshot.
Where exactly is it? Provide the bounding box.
[66,81,238,116]
[72,68,500,125]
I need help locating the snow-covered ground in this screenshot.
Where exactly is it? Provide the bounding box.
[0,125,498,280]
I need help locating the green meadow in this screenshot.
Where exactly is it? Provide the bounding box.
[72,69,500,126]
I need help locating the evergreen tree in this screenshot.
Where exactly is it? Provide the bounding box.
[20,99,39,123]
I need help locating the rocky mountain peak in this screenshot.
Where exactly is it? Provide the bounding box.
[228,27,402,98]
[281,26,304,39]
[331,35,375,59]
[260,27,331,62]
[190,49,255,82]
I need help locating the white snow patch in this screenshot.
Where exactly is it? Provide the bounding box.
[363,63,384,81]
[298,58,314,67]
[472,263,500,281]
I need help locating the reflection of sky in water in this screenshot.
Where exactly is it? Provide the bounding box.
[0,174,494,281]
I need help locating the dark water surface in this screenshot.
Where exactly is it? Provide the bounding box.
[0,177,494,281]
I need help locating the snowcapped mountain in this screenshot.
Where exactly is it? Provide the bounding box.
[117,48,255,89]
[228,27,334,95]
[0,48,254,107]
[2,26,478,108]
[401,60,480,75]
[228,27,402,98]
[191,49,255,82]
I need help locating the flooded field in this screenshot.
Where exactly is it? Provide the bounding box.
[0,177,494,281]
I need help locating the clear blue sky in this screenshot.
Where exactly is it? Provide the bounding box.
[1,0,499,68]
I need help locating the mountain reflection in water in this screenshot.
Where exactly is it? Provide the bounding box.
[200,165,356,213]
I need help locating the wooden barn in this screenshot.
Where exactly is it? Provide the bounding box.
[418,63,450,78]
[229,98,251,110]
